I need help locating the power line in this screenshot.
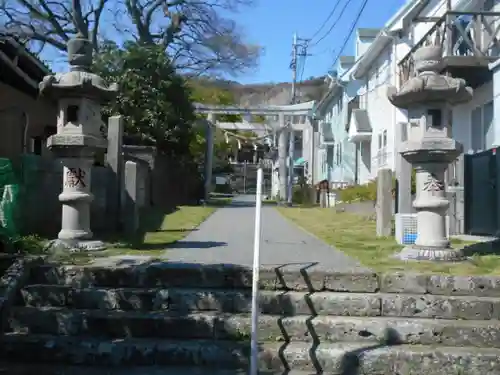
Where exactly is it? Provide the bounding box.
[308,0,343,42]
[309,0,354,48]
[331,0,370,68]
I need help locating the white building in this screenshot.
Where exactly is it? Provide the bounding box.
[314,0,500,186]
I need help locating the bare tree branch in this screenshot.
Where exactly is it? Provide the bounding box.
[0,0,109,52]
[0,0,261,76]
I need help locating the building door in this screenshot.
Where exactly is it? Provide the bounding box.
[464,149,498,235]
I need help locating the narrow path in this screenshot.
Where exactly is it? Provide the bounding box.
[165,195,370,272]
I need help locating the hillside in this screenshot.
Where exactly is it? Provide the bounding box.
[195,76,328,106]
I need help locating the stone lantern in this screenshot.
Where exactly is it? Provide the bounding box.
[387,45,473,261]
[40,34,119,251]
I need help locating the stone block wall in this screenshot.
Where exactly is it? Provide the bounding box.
[20,156,113,236]
[123,145,201,210]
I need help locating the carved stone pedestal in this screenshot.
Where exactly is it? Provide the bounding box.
[396,163,464,261]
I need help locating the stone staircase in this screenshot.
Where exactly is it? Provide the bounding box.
[1,262,500,374]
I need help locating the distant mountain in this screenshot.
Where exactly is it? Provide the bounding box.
[193,76,328,106]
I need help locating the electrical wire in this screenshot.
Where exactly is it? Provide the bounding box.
[308,0,343,42]
[309,0,354,48]
[331,0,370,68]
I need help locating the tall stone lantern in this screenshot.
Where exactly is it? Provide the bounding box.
[387,45,473,261]
[40,34,118,251]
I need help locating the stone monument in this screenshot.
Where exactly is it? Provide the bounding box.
[387,45,473,261]
[40,34,119,251]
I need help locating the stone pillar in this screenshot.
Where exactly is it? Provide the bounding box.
[319,186,328,208]
[58,157,94,241]
[271,165,279,198]
[394,122,412,214]
[376,168,393,237]
[287,129,295,204]
[123,160,139,234]
[106,115,124,231]
[205,112,215,201]
[278,113,288,201]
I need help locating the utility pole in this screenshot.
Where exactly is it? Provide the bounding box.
[287,33,309,205]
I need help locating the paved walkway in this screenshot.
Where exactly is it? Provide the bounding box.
[165,195,369,272]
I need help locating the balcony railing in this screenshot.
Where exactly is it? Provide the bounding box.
[399,11,500,87]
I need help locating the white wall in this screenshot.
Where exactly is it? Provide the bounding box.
[452,81,494,151]
[356,37,376,59]
[357,42,398,182]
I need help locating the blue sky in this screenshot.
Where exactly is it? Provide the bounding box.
[232,0,408,84]
[44,0,408,83]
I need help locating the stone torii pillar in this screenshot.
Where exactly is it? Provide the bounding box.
[278,113,288,201]
[40,34,118,251]
[204,112,215,201]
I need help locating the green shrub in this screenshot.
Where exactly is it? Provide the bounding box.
[292,184,315,205]
[214,182,232,194]
[336,169,417,203]
[0,234,47,255]
[336,181,377,203]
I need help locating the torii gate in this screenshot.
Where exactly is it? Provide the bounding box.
[194,101,317,201]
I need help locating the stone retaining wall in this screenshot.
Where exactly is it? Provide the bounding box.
[0,256,41,330]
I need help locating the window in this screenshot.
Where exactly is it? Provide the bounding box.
[471,101,494,151]
[484,0,494,11]
[484,101,494,148]
[336,143,342,165]
[382,130,387,148]
[327,145,334,168]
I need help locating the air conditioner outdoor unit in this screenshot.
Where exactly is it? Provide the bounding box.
[395,213,450,245]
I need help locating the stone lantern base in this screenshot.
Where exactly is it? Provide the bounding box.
[394,245,465,262]
[46,138,108,254]
[47,238,107,253]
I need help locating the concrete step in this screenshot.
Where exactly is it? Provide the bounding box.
[8,307,500,348]
[29,264,500,297]
[29,263,380,292]
[1,333,499,374]
[20,284,500,320]
[0,364,312,375]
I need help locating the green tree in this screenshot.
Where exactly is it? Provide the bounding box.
[94,41,196,159]
[188,82,238,166]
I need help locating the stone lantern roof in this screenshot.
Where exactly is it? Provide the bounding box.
[39,34,119,102]
[387,45,473,109]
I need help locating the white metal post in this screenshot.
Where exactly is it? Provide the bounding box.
[250,167,263,375]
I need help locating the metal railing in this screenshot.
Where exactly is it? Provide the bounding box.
[399,11,500,87]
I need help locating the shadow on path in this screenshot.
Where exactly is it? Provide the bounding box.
[168,241,228,249]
